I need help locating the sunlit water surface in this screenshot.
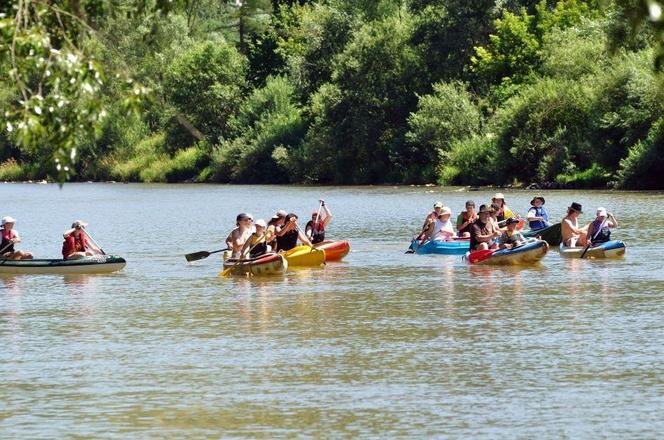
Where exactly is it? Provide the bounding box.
[1,183,663,438]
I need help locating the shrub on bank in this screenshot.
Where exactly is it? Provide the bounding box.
[616,118,664,189]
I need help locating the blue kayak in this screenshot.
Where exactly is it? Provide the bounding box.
[409,239,470,255]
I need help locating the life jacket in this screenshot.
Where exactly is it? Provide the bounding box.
[277,228,298,251]
[1,229,16,254]
[457,211,475,233]
[591,220,611,244]
[528,206,549,230]
[62,231,88,258]
[306,220,325,244]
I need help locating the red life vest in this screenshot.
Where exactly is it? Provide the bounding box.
[1,229,16,253]
[62,231,88,258]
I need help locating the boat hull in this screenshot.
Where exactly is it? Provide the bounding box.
[409,239,469,255]
[558,240,626,259]
[0,255,126,275]
[313,240,350,261]
[281,246,325,267]
[222,253,288,276]
[523,222,562,246]
[469,240,549,265]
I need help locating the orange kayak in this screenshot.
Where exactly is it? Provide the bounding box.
[313,240,350,262]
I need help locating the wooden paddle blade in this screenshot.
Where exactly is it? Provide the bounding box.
[468,249,495,264]
[185,251,210,262]
[218,267,233,277]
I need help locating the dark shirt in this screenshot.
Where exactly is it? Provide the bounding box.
[470,220,493,250]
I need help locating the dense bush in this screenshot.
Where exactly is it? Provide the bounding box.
[406,82,482,182]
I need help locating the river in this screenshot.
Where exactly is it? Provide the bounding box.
[1,183,663,438]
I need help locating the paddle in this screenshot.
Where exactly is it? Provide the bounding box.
[468,249,495,264]
[185,248,229,262]
[580,217,608,259]
[83,228,106,255]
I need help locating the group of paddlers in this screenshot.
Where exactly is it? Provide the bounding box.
[225,201,332,259]
[419,193,618,251]
[0,216,103,260]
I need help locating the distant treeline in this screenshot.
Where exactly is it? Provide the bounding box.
[1,0,663,188]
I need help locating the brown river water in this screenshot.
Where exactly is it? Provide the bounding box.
[1,183,663,438]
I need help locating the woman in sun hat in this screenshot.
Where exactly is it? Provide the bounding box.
[586,208,618,246]
[561,202,588,248]
[1,216,33,260]
[62,220,102,260]
[527,195,550,231]
[427,206,455,241]
[491,192,516,222]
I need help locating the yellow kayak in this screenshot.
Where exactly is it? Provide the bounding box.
[280,245,325,267]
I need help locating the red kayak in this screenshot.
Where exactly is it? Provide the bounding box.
[313,240,351,262]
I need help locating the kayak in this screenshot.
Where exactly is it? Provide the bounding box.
[466,239,549,265]
[558,240,626,259]
[222,252,287,276]
[313,240,350,262]
[281,245,325,267]
[409,238,469,255]
[0,255,126,274]
[523,222,562,246]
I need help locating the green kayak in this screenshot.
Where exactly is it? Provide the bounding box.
[522,222,562,246]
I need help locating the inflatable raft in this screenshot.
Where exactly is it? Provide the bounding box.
[281,245,325,267]
[0,255,126,275]
[222,252,288,276]
[313,240,350,262]
[409,238,470,255]
[558,240,626,259]
[466,239,549,265]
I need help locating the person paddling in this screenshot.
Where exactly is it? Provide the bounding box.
[470,205,500,251]
[586,208,618,246]
[497,218,526,249]
[419,201,444,237]
[305,200,332,244]
[527,196,549,231]
[62,220,102,260]
[561,202,588,247]
[1,216,33,260]
[240,219,270,259]
[426,206,454,241]
[492,193,516,222]
[275,213,312,251]
[456,200,477,238]
[225,213,255,258]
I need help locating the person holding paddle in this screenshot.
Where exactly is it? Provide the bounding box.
[586,208,618,246]
[225,213,255,258]
[275,213,312,251]
[305,200,332,244]
[62,220,102,260]
[240,219,270,259]
[426,206,455,241]
[1,216,33,260]
[470,205,500,251]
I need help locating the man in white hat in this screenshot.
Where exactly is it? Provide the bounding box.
[419,201,444,238]
[1,216,33,260]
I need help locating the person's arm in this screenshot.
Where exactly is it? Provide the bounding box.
[297,227,313,247]
[12,232,21,243]
[608,212,618,227]
[239,237,253,259]
[527,207,542,221]
[277,222,295,237]
[63,228,76,239]
[305,222,313,239]
[321,201,332,227]
[82,232,102,254]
